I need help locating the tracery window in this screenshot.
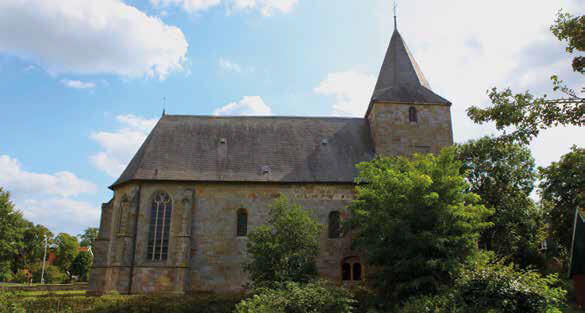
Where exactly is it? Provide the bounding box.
[409,106,417,123]
[329,211,341,239]
[237,208,248,237]
[147,191,172,261]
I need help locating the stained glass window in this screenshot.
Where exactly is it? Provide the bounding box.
[237,208,248,237]
[329,211,340,239]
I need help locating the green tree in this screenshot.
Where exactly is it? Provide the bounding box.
[0,188,26,280]
[540,146,585,255]
[467,11,584,144]
[78,227,98,247]
[17,224,52,269]
[348,148,492,300]
[244,195,321,288]
[54,233,79,279]
[71,251,93,281]
[455,137,545,267]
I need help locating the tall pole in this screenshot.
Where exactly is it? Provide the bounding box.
[40,235,48,284]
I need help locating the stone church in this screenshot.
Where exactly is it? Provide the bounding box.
[88,24,453,295]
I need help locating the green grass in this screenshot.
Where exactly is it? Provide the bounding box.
[16,289,87,297]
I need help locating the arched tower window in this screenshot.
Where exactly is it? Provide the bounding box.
[329,211,341,239]
[342,262,351,281]
[237,208,248,237]
[147,191,172,261]
[409,106,417,123]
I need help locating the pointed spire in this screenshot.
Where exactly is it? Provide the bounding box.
[367,26,450,114]
[393,0,398,30]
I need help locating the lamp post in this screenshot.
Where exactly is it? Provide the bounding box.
[40,235,48,284]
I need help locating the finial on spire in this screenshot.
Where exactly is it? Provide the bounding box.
[162,96,166,116]
[393,0,398,30]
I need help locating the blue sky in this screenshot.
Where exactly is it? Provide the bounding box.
[0,0,584,235]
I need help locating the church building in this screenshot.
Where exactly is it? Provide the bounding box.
[88,23,453,295]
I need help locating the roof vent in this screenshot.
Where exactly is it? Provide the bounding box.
[219,138,227,144]
[321,139,329,146]
[261,165,271,175]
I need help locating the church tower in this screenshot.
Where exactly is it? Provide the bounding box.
[366,23,453,156]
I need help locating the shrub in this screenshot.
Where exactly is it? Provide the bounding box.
[235,281,355,313]
[12,269,30,283]
[30,263,66,284]
[0,290,26,313]
[456,261,566,313]
[244,195,321,288]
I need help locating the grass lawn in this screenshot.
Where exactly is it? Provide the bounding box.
[16,289,87,297]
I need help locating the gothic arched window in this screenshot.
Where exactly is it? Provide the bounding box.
[329,211,341,239]
[353,263,362,281]
[342,262,351,281]
[237,208,248,237]
[341,256,364,282]
[147,191,172,261]
[409,106,417,123]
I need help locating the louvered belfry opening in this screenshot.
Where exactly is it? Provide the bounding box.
[147,191,172,261]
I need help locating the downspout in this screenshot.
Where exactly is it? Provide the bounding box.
[128,184,142,294]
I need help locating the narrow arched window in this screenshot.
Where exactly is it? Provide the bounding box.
[409,106,417,123]
[353,263,362,281]
[118,195,129,234]
[342,263,351,281]
[329,211,340,239]
[237,208,248,237]
[147,191,172,261]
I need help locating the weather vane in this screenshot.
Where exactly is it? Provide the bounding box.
[393,0,398,29]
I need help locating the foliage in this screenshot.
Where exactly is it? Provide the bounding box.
[79,227,99,248]
[467,11,584,144]
[18,223,53,269]
[400,257,566,313]
[5,293,239,313]
[0,290,26,313]
[540,146,585,254]
[54,233,79,279]
[12,269,30,284]
[0,188,27,275]
[348,148,493,300]
[235,281,355,313]
[244,195,321,288]
[71,251,93,281]
[455,260,566,313]
[0,261,13,282]
[551,10,585,74]
[30,262,66,284]
[455,137,546,267]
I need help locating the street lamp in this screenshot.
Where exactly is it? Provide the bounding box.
[40,235,48,284]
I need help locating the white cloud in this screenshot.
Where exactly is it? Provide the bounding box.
[0,0,188,80]
[90,115,158,178]
[60,79,96,89]
[0,155,97,197]
[314,70,376,117]
[213,96,273,116]
[233,0,298,16]
[0,155,98,234]
[151,0,298,16]
[219,57,242,72]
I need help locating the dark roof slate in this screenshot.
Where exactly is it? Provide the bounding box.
[367,29,450,115]
[111,115,376,188]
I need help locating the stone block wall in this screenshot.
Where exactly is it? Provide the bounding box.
[89,182,357,295]
[367,102,453,156]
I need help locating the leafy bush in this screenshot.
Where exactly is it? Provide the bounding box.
[236,281,355,313]
[30,263,66,284]
[400,260,566,313]
[0,290,26,313]
[12,269,30,283]
[456,261,565,313]
[244,195,321,288]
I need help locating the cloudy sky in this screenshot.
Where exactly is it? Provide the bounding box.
[0,0,583,235]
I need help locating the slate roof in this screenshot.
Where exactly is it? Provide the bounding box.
[111,115,376,188]
[367,29,450,116]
